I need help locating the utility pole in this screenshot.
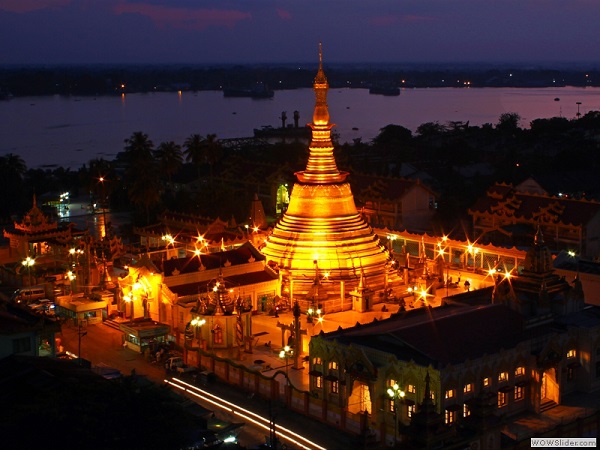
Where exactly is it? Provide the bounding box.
[77,322,87,366]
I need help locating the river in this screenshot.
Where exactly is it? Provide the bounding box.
[2,86,600,170]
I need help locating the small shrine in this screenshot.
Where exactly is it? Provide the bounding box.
[185,270,254,357]
[3,195,87,259]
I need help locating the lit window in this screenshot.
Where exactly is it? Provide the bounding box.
[497,391,508,408]
[483,377,491,387]
[407,404,416,418]
[389,379,397,388]
[329,361,338,370]
[407,384,416,394]
[445,389,455,399]
[463,403,471,417]
[389,399,396,412]
[331,380,339,394]
[514,386,524,401]
[567,349,576,359]
[445,409,456,424]
[313,357,322,365]
[498,372,508,382]
[430,391,435,402]
[515,366,525,377]
[316,376,322,389]
[463,383,474,394]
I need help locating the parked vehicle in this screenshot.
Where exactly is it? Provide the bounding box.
[11,286,47,304]
[165,356,185,371]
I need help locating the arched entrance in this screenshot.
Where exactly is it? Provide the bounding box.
[347,381,372,414]
[276,184,290,215]
[541,368,559,404]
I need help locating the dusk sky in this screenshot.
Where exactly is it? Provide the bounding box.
[1,0,599,66]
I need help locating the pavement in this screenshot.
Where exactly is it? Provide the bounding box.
[57,317,359,450]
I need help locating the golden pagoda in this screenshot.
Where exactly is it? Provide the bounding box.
[261,44,393,312]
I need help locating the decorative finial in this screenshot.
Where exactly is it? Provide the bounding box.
[319,42,323,65]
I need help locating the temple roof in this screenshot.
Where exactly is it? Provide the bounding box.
[322,304,535,367]
[469,183,600,226]
[163,242,265,276]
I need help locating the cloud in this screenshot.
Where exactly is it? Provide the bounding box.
[0,0,71,13]
[276,8,291,20]
[369,14,434,26]
[113,2,252,30]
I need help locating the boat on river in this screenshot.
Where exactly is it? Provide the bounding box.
[223,82,274,99]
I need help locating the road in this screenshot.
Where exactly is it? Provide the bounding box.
[58,321,358,450]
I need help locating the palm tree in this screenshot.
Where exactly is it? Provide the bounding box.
[128,163,161,225]
[123,131,154,171]
[154,141,183,186]
[2,153,27,179]
[183,134,205,178]
[0,154,27,219]
[201,133,223,182]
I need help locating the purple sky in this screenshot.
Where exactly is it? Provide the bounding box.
[1,0,599,65]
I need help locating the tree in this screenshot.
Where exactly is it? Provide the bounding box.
[154,141,183,185]
[201,133,223,182]
[496,112,521,134]
[373,124,413,146]
[183,133,205,178]
[0,153,27,219]
[123,131,154,166]
[122,132,159,224]
[416,121,447,138]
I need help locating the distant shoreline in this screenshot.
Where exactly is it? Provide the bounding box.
[1,64,598,98]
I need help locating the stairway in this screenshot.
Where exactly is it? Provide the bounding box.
[540,399,557,413]
[103,319,123,331]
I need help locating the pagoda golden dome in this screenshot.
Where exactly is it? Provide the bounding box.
[261,44,392,308]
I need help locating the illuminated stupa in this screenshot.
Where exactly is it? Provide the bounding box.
[261,44,392,310]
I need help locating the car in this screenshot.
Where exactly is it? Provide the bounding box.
[165,356,184,371]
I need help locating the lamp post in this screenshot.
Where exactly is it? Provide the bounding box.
[98,177,108,238]
[279,345,293,385]
[387,383,405,446]
[22,256,34,287]
[576,101,582,118]
[191,317,206,347]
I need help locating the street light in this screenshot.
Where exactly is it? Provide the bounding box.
[22,256,35,286]
[387,383,405,446]
[98,177,108,239]
[279,345,293,385]
[191,317,206,346]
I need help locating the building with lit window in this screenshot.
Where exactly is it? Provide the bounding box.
[307,228,600,448]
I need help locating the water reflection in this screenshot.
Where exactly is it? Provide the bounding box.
[2,87,599,170]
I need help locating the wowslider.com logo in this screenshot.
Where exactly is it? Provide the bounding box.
[531,438,596,448]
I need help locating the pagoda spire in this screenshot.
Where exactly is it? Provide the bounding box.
[296,42,348,184]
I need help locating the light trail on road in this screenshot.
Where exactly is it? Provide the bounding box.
[165,377,327,450]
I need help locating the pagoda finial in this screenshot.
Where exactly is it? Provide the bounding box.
[318,42,323,65]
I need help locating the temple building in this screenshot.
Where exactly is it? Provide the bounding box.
[469,181,600,259]
[307,229,598,448]
[2,195,87,261]
[261,45,394,313]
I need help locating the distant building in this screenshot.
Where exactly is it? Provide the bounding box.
[0,301,61,359]
[469,181,600,258]
[351,173,437,232]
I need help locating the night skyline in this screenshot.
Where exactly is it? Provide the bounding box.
[1,0,599,66]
